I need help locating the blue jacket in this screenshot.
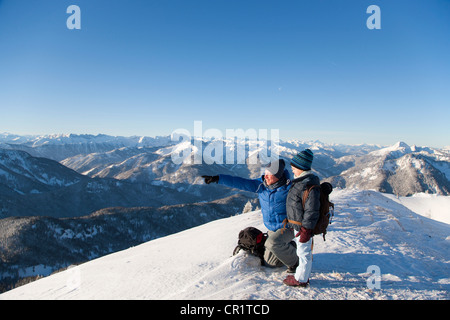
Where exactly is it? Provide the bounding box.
[218,170,291,231]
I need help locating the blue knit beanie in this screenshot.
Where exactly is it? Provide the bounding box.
[291,149,314,171]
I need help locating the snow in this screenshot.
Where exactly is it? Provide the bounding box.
[370,141,411,157]
[1,189,449,300]
[383,193,450,225]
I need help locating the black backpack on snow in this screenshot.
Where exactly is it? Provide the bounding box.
[232,227,267,265]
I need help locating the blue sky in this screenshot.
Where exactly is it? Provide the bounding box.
[0,0,449,147]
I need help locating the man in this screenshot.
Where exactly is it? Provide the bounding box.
[283,149,321,287]
[202,159,298,271]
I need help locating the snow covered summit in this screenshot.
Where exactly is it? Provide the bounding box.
[1,189,449,300]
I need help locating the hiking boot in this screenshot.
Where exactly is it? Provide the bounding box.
[283,275,309,287]
[286,260,299,273]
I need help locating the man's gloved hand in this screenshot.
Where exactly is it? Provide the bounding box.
[295,227,313,243]
[201,175,219,184]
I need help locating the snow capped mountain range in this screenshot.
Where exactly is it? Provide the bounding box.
[0,133,449,295]
[328,142,450,196]
[2,133,448,196]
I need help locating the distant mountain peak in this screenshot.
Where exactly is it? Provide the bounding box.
[369,141,411,157]
[394,141,409,148]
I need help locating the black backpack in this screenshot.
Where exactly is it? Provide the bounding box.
[302,182,334,241]
[232,227,267,264]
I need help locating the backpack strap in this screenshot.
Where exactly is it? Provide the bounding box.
[302,185,320,210]
[282,218,302,227]
[280,218,302,234]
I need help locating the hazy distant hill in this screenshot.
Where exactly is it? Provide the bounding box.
[0,148,246,218]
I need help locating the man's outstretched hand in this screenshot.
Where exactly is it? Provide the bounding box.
[202,175,219,184]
